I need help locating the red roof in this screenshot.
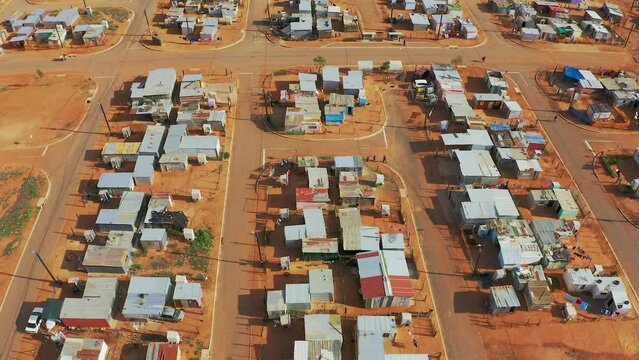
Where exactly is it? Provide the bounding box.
[296,187,329,202]
[360,275,386,299]
[388,275,414,297]
[147,343,180,360]
[356,251,379,259]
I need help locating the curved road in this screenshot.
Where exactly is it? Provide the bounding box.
[0,0,637,359]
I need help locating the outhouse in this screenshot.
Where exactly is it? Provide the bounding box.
[173,282,203,308]
[140,228,168,251]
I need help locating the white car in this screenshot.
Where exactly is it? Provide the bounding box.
[25,307,43,334]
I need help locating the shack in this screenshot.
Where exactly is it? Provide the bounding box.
[457,188,520,228]
[339,207,362,251]
[101,142,141,163]
[139,125,167,158]
[356,250,413,308]
[159,153,189,172]
[334,155,364,176]
[503,100,523,119]
[453,150,501,185]
[285,283,311,311]
[343,71,364,97]
[95,192,145,232]
[488,285,521,314]
[553,188,579,219]
[267,290,286,319]
[302,238,339,261]
[296,188,330,210]
[60,277,118,328]
[133,155,156,185]
[381,233,405,250]
[441,129,494,151]
[530,219,571,269]
[82,232,133,274]
[307,167,329,189]
[121,277,172,319]
[59,338,108,360]
[179,136,221,159]
[97,173,135,196]
[515,159,543,180]
[322,66,340,93]
[173,282,203,308]
[140,228,168,251]
[309,269,334,302]
[472,93,503,110]
[586,103,613,121]
[284,224,307,247]
[164,125,187,155]
[300,314,343,359]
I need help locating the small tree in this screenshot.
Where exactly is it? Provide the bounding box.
[451,56,463,66]
[313,56,327,71]
[35,69,46,85]
[380,61,391,73]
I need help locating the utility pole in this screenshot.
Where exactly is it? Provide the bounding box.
[98,102,112,136]
[471,244,483,276]
[185,17,193,44]
[82,0,87,9]
[625,23,635,47]
[53,25,65,48]
[253,231,264,265]
[143,9,152,36]
[262,89,270,119]
[33,251,62,284]
[436,13,444,39]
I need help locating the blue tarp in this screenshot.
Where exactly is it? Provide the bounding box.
[489,123,511,131]
[563,67,584,80]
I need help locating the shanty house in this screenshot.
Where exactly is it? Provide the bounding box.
[60,277,118,328]
[307,167,329,189]
[140,228,168,251]
[339,207,362,251]
[267,290,286,319]
[122,277,172,319]
[282,14,313,40]
[599,77,639,106]
[356,250,413,308]
[472,93,503,110]
[164,124,188,155]
[173,282,203,308]
[43,8,79,28]
[309,269,334,302]
[430,14,456,34]
[334,155,364,176]
[179,136,221,159]
[490,0,512,13]
[97,173,135,197]
[95,192,145,232]
[285,283,311,311]
[441,129,494,151]
[159,153,189,172]
[553,188,579,219]
[587,103,613,121]
[343,71,364,97]
[457,188,520,228]
[316,17,333,38]
[489,219,542,269]
[296,315,343,360]
[133,155,156,185]
[83,231,134,274]
[503,100,523,119]
[34,27,66,47]
[304,208,327,238]
[296,188,330,210]
[179,74,205,104]
[603,2,623,24]
[322,66,340,92]
[515,159,542,180]
[410,13,430,31]
[285,224,307,247]
[139,125,167,158]
[530,219,572,269]
[130,68,177,102]
[101,142,141,163]
[73,24,107,45]
[381,233,405,250]
[302,238,339,261]
[488,285,521,313]
[453,150,501,185]
[146,343,181,360]
[59,338,109,360]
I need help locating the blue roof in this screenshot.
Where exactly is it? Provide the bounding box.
[563,67,584,80]
[489,123,511,131]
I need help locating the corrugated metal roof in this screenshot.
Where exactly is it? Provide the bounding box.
[356,316,396,335]
[553,189,579,211]
[441,130,493,148]
[134,155,155,179]
[309,269,334,294]
[339,208,362,251]
[307,167,329,189]
[334,155,364,169]
[140,228,167,242]
[143,68,177,97]
[304,209,327,238]
[466,189,519,218]
[360,226,380,251]
[358,333,385,360]
[83,244,129,268]
[381,233,405,250]
[302,238,339,254]
[529,219,567,247]
[323,66,340,82]
[122,277,171,317]
[59,338,107,359]
[285,224,308,241]
[173,282,202,301]
[267,290,286,312]
[84,277,118,298]
[285,283,311,304]
[179,135,220,150]
[490,285,521,308]
[304,314,343,341]
[140,125,166,155]
[297,188,330,203]
[97,172,134,189]
[454,150,501,179]
[343,71,364,90]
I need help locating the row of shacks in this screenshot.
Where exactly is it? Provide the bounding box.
[272,0,360,40]
[560,66,639,124]
[409,2,479,39]
[489,0,624,43]
[2,7,108,49]
[42,276,198,358]
[267,156,416,315]
[162,0,242,41]
[282,62,403,134]
[288,314,429,360]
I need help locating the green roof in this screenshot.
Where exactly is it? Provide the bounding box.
[42,298,64,322]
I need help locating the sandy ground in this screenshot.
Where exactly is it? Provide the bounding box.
[1,7,133,56]
[144,3,246,50]
[246,158,444,359]
[0,167,48,309]
[7,74,236,360]
[0,72,96,149]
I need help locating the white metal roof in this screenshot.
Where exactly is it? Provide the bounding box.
[381,250,410,276]
[465,188,519,218]
[143,68,177,98]
[410,13,429,26]
[304,208,327,238]
[140,228,167,242]
[360,226,380,251]
[553,189,579,211]
[441,130,493,148]
[357,252,383,278]
[454,150,501,178]
[179,135,220,150]
[323,66,340,82]
[299,73,318,82]
[134,155,155,179]
[356,315,397,335]
[309,269,334,294]
[84,277,118,298]
[564,268,595,286]
[334,155,363,169]
[515,159,542,172]
[98,172,134,189]
[358,333,385,360]
[285,283,311,304]
[381,233,405,250]
[304,314,343,341]
[343,71,364,90]
[358,61,373,72]
[267,290,286,312]
[140,125,166,155]
[285,224,307,241]
[308,167,329,189]
[173,282,202,301]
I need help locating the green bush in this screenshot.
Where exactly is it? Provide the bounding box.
[4,240,19,256]
[129,263,143,275]
[0,176,41,238]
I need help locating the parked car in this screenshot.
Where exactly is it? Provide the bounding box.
[25,307,43,334]
[152,306,184,323]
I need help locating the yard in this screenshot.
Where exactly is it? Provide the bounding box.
[0,72,96,149]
